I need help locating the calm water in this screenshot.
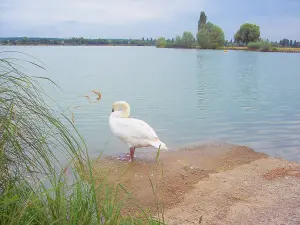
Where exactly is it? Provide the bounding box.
[2,46,300,162]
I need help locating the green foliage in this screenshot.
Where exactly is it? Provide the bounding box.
[259,40,272,52]
[196,29,210,49]
[156,37,167,48]
[165,32,195,49]
[247,41,261,50]
[272,47,278,51]
[182,32,195,48]
[197,22,225,49]
[247,40,272,52]
[175,35,183,45]
[198,11,207,31]
[234,23,260,44]
[165,36,184,48]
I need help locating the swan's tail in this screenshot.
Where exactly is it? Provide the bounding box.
[151,140,169,151]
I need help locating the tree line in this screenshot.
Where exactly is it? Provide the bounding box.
[1,11,299,50]
[157,11,300,50]
[0,37,156,46]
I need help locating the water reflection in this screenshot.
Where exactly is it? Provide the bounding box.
[235,52,259,109]
[196,54,207,112]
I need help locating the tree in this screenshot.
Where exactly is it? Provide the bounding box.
[23,37,28,44]
[198,11,207,31]
[197,22,225,49]
[175,36,182,45]
[156,37,166,48]
[182,32,195,48]
[281,39,289,47]
[197,29,210,48]
[234,23,260,44]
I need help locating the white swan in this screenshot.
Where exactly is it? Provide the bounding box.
[109,101,168,161]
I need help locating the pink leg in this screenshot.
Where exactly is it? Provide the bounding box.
[130,147,135,160]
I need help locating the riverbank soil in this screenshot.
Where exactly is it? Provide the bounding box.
[90,142,300,224]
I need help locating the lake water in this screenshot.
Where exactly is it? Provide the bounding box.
[2,46,300,162]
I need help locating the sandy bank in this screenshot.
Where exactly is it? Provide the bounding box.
[89,143,300,224]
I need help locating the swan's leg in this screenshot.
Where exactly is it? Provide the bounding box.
[116,147,135,162]
[130,147,135,160]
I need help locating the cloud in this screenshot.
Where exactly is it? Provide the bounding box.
[0,0,202,26]
[0,0,300,40]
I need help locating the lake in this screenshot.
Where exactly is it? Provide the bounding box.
[2,46,300,162]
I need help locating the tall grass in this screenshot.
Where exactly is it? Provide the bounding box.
[0,52,165,225]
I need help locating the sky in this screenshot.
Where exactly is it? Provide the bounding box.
[0,0,300,41]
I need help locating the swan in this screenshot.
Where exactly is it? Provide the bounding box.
[109,101,168,161]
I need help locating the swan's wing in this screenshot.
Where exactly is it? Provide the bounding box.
[113,118,159,141]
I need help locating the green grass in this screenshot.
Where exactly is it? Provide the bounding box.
[0,52,165,225]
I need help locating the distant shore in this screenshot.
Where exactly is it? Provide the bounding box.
[223,46,300,53]
[0,43,153,47]
[163,45,300,53]
[2,43,300,53]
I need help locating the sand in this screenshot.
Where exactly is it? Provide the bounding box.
[89,142,300,224]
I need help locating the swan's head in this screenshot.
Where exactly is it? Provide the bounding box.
[111,101,130,118]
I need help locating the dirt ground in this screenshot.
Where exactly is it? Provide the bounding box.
[90,142,300,224]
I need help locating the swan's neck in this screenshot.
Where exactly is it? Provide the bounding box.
[121,110,130,118]
[122,104,130,117]
[110,111,129,118]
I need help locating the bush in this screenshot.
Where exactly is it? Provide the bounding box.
[210,43,219,49]
[247,41,272,52]
[259,41,272,52]
[165,43,185,48]
[247,42,261,50]
[271,47,278,52]
[156,37,166,48]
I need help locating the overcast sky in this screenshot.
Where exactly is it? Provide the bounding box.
[1,0,300,41]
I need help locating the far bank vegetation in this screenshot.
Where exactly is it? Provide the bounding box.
[156,11,300,53]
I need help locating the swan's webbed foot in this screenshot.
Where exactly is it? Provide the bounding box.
[117,153,132,162]
[116,147,136,162]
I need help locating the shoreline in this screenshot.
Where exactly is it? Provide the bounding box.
[223,46,300,53]
[0,44,154,47]
[87,143,300,224]
[2,44,300,53]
